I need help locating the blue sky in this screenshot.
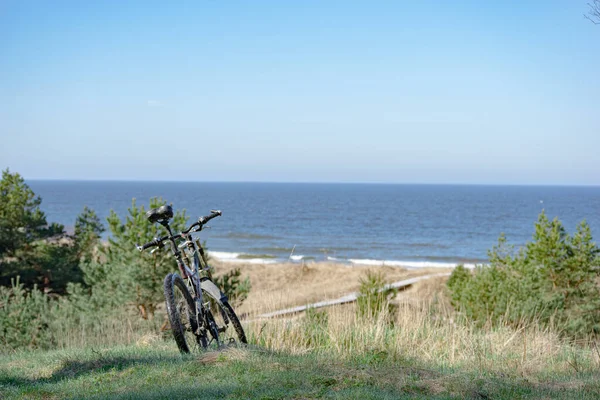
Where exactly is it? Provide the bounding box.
[1,1,599,185]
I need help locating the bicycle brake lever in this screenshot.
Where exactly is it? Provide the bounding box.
[150,247,161,254]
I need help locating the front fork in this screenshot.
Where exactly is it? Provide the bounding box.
[177,237,221,345]
[173,255,202,336]
[192,277,222,346]
[184,272,216,344]
[187,277,206,336]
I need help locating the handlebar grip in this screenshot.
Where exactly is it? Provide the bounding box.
[137,239,158,252]
[200,210,222,225]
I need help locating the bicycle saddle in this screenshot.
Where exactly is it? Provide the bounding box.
[146,205,174,223]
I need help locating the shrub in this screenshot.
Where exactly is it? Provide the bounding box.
[357,270,397,319]
[213,267,251,308]
[447,211,600,337]
[74,206,105,261]
[80,198,189,319]
[0,278,54,351]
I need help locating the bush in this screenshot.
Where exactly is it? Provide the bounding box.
[79,198,189,319]
[447,211,600,338]
[357,270,397,320]
[0,278,54,351]
[74,206,105,261]
[213,267,251,308]
[0,277,160,352]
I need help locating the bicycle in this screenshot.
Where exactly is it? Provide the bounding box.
[136,205,247,353]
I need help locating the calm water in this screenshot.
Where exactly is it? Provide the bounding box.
[27,181,600,268]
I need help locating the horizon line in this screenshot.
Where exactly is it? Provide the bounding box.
[25,178,600,188]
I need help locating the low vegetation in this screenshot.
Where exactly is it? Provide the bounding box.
[0,169,250,351]
[356,270,397,319]
[447,212,600,337]
[2,299,600,398]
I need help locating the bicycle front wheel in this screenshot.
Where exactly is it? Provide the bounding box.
[204,290,247,346]
[164,273,199,353]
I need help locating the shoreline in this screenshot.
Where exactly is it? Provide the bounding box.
[207,250,482,269]
[85,237,483,270]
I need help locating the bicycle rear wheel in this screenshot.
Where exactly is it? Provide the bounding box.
[164,273,199,353]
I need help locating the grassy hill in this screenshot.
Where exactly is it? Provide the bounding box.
[1,343,599,399]
[2,264,600,399]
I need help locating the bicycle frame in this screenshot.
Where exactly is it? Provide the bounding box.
[156,221,206,318]
[179,234,211,295]
[160,222,228,327]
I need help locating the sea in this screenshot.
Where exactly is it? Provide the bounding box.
[27,181,600,269]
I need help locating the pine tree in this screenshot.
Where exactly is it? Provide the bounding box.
[447,211,600,337]
[0,169,62,257]
[93,198,188,319]
[0,169,70,292]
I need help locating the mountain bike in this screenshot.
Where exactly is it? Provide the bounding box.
[136,205,247,353]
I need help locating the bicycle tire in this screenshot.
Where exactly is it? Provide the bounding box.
[221,299,247,345]
[204,290,247,346]
[164,273,198,353]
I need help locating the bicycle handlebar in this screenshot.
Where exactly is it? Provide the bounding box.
[199,210,222,225]
[138,240,158,251]
[136,235,168,252]
[136,210,222,252]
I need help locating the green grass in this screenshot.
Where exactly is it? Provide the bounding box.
[1,343,599,399]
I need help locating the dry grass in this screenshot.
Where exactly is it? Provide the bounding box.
[46,261,442,349]
[242,270,600,379]
[212,260,453,315]
[40,261,600,383]
[246,300,600,378]
[48,312,167,350]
